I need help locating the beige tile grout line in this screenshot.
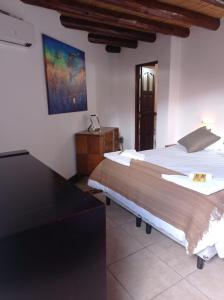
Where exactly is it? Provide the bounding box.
[145,238,215,300]
[107,217,197,279]
[107,212,176,266]
[107,235,213,299]
[108,256,180,300]
[108,249,211,300]
[107,240,180,299]
[184,272,212,300]
[150,278,185,300]
[106,220,163,266]
[107,268,135,300]
[145,245,196,278]
[149,276,210,300]
[107,246,147,267]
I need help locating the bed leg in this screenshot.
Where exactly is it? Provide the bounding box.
[106,196,111,206]
[146,223,152,234]
[197,256,205,270]
[136,216,142,227]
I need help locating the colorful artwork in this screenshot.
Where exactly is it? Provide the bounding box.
[42,35,87,114]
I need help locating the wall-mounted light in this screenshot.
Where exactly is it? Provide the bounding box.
[201,119,214,130]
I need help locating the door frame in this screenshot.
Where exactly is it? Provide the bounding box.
[135,60,158,150]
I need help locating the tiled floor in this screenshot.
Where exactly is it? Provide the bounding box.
[75,180,223,300]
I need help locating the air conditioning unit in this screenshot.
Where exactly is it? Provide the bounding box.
[0,11,34,47]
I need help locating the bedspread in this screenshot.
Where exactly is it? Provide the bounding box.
[90,159,224,254]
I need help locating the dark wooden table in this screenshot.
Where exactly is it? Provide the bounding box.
[0,150,106,300]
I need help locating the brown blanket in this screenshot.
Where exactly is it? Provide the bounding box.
[90,159,224,254]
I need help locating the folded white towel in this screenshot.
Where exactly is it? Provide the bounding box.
[162,174,224,195]
[104,151,131,166]
[104,150,145,166]
[120,149,145,161]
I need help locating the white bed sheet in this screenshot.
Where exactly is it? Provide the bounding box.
[142,144,224,178]
[88,145,224,259]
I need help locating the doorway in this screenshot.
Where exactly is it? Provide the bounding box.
[135,61,158,151]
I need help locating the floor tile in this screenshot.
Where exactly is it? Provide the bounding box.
[107,272,133,300]
[109,249,181,300]
[106,202,134,226]
[79,186,134,226]
[122,221,167,247]
[107,226,143,265]
[85,188,135,227]
[153,279,209,300]
[94,192,106,203]
[147,238,197,277]
[106,217,118,230]
[186,257,224,300]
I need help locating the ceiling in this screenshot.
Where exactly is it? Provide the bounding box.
[21,0,224,52]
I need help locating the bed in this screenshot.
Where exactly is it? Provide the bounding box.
[88,145,224,269]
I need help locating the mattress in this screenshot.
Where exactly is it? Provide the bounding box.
[88,145,224,259]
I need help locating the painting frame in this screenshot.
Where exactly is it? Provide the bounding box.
[42,34,88,115]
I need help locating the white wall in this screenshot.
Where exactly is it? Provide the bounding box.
[0,0,110,178]
[98,35,172,148]
[174,21,224,140]
[167,37,182,143]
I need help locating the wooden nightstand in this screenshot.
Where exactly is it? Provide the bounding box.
[75,127,119,175]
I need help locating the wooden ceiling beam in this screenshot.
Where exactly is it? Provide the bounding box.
[59,3,190,37]
[81,0,220,30]
[105,45,121,53]
[200,0,224,9]
[21,0,59,10]
[60,16,156,43]
[88,33,138,48]
[21,0,189,37]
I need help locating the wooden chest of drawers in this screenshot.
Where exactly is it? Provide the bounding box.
[75,127,119,175]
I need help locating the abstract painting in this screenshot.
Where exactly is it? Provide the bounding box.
[42,35,87,114]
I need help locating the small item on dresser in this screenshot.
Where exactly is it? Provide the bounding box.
[189,172,213,182]
[88,114,101,133]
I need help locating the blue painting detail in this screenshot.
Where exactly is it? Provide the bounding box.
[42,35,87,114]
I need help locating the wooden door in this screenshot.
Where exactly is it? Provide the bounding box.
[135,62,157,151]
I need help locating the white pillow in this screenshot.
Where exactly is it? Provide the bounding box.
[205,138,224,151]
